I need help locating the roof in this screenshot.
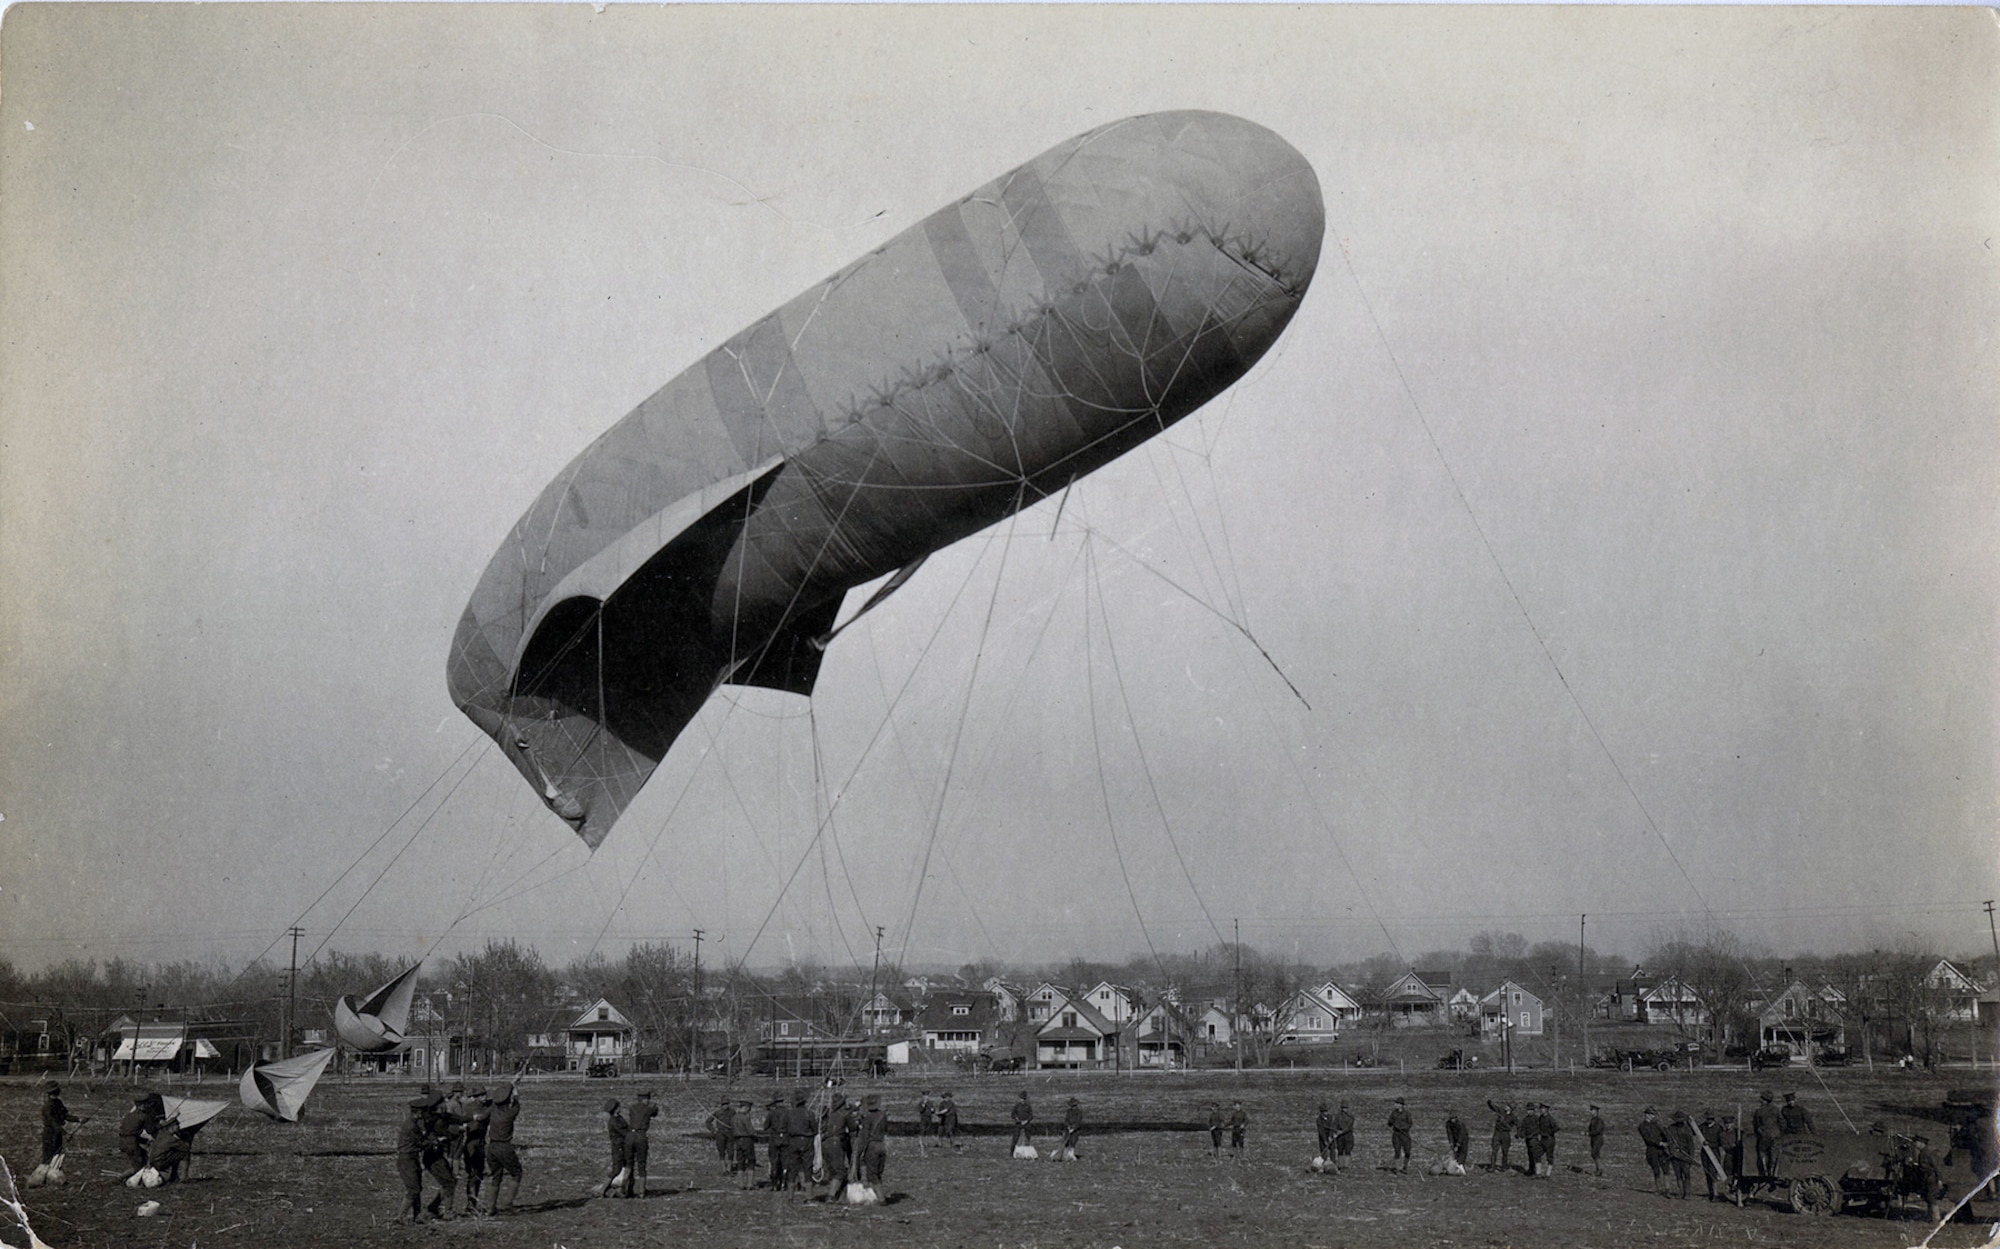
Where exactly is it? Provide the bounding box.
[1036,995,1117,1039]
[915,993,998,1031]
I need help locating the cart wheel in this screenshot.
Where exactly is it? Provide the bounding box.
[1789,1175,1840,1216]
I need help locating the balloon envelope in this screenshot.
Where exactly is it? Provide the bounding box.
[333,963,421,1054]
[451,110,1324,848]
[239,1046,336,1121]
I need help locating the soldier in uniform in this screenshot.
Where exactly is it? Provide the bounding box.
[596,1098,630,1197]
[729,1098,758,1187]
[1587,1104,1605,1176]
[1665,1110,1699,1199]
[417,1089,462,1219]
[1696,1108,1726,1200]
[1518,1102,1544,1177]
[786,1089,816,1191]
[460,1086,491,1214]
[482,1082,523,1215]
[819,1091,854,1202]
[855,1093,889,1186]
[1228,1100,1249,1157]
[1538,1103,1562,1176]
[1486,1099,1517,1172]
[118,1092,164,1180]
[1445,1111,1471,1171]
[1315,1100,1336,1162]
[705,1097,734,1172]
[1779,1091,1815,1135]
[938,1091,960,1147]
[1333,1101,1356,1166]
[1906,1134,1944,1223]
[1387,1098,1413,1173]
[1751,1091,1783,1176]
[1206,1101,1225,1156]
[38,1083,69,1170]
[624,1089,658,1197]
[1637,1107,1671,1195]
[763,1095,786,1189]
[1061,1097,1083,1160]
[916,1091,936,1144]
[1010,1090,1035,1152]
[395,1093,432,1223]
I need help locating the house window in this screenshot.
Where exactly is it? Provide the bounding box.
[1063,1011,1077,1029]
[1519,1012,1530,1030]
[598,1006,609,1021]
[952,1005,969,1016]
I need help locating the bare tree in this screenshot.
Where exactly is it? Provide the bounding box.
[1646,923,1760,1053]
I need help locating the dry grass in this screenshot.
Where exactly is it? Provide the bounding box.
[3,1064,1995,1247]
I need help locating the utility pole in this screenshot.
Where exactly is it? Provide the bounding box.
[1985,902,1998,1063]
[1233,919,1243,1074]
[691,928,704,1079]
[284,926,303,1059]
[1579,914,1588,1067]
[867,926,885,1037]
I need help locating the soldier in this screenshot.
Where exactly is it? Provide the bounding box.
[1010,1090,1035,1152]
[792,1089,821,1191]
[939,1090,961,1147]
[417,1089,462,1219]
[1333,1101,1356,1166]
[38,1083,69,1171]
[1665,1111,1699,1199]
[1445,1111,1470,1171]
[1587,1104,1606,1176]
[460,1086,490,1214]
[1519,1102,1544,1177]
[483,1082,523,1215]
[1637,1107,1671,1195]
[146,1110,200,1185]
[594,1098,630,1198]
[1228,1100,1249,1157]
[1538,1102,1562,1176]
[1315,1100,1336,1161]
[1207,1101,1225,1156]
[1387,1098,1413,1173]
[1061,1097,1083,1160]
[1906,1134,1944,1222]
[763,1095,786,1189]
[819,1091,854,1202]
[118,1092,164,1180]
[395,1093,431,1223]
[1779,1091,1815,1135]
[917,1090,937,1144]
[624,1089,658,1198]
[705,1097,734,1172]
[1696,1108,1726,1200]
[1751,1091,1783,1175]
[729,1098,759,1188]
[855,1093,889,1186]
[1486,1099,1517,1172]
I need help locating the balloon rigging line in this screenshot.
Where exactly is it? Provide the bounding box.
[308,740,493,966]
[892,496,1027,968]
[811,705,875,955]
[1082,526,1309,711]
[1327,200,1855,1123]
[723,513,1009,979]
[1084,538,1230,952]
[227,735,487,988]
[1082,539,1174,986]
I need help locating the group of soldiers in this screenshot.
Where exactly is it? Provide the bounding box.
[700,1085,891,1198]
[393,1080,522,1222]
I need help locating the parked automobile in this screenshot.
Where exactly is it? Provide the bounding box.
[1750,1047,1794,1070]
[586,1059,617,1078]
[1437,1048,1480,1070]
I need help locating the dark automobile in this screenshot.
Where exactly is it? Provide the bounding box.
[586,1059,617,1078]
[1438,1048,1480,1070]
[1750,1047,1794,1070]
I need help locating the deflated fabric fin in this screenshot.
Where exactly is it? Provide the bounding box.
[728,596,843,695]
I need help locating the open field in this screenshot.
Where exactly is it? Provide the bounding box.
[5,1065,1997,1248]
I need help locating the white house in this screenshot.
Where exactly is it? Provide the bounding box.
[1036,997,1117,1068]
[562,998,636,1071]
[1275,981,1363,1044]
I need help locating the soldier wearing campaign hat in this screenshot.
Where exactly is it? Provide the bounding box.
[1387,1098,1413,1172]
[482,1082,523,1215]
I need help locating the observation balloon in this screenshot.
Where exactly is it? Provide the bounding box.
[449,110,1325,847]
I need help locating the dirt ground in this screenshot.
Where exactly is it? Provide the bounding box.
[4,1066,1996,1248]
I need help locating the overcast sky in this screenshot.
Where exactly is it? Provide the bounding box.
[2,6,1994,983]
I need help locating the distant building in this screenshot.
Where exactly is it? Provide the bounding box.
[1275,981,1362,1044]
[1756,981,1845,1054]
[915,992,996,1053]
[1374,970,1450,1026]
[1036,997,1118,1068]
[1480,982,1544,1037]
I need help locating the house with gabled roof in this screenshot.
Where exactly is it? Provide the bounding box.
[563,998,636,1072]
[1637,976,1707,1027]
[1928,960,1984,1022]
[984,978,1024,1022]
[1374,970,1450,1026]
[1083,982,1139,1027]
[1480,981,1544,1036]
[1446,986,1480,1023]
[915,991,997,1052]
[1275,981,1363,1044]
[1025,982,1068,1024]
[1036,995,1118,1068]
[859,989,915,1033]
[1132,1002,1190,1067]
[1756,981,1845,1053]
